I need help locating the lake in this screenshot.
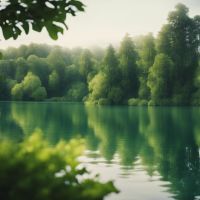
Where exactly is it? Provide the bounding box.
[0,102,200,200]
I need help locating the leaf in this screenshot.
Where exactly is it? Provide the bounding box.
[2,25,14,40]
[32,22,43,32]
[22,21,29,34]
[0,0,85,40]
[45,22,63,40]
[13,26,22,40]
[71,0,85,11]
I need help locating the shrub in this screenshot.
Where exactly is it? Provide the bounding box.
[98,98,111,105]
[0,130,118,200]
[138,99,148,106]
[128,98,140,106]
[148,100,156,106]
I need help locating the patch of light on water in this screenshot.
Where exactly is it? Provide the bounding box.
[78,151,173,200]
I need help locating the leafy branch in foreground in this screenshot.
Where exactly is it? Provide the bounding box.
[0,0,85,40]
[0,130,118,200]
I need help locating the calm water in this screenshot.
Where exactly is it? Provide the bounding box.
[0,102,200,200]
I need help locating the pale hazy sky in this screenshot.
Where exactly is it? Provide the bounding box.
[0,0,199,49]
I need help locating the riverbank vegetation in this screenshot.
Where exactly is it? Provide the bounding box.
[0,4,199,105]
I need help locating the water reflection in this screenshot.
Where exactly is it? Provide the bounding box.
[0,102,200,200]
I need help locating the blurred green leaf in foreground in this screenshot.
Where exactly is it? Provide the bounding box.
[0,129,118,200]
[0,0,85,40]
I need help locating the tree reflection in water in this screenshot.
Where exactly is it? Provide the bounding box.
[0,102,199,200]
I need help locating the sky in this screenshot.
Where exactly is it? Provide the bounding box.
[0,0,200,49]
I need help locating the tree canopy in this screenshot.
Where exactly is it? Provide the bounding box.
[0,3,199,106]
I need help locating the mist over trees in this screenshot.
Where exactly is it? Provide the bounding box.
[0,4,199,105]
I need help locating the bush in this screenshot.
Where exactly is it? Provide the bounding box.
[108,87,123,104]
[98,98,111,105]
[0,130,118,200]
[148,100,156,106]
[66,82,87,102]
[138,99,148,106]
[128,98,140,106]
[47,97,67,102]
[31,87,47,101]
[191,90,200,106]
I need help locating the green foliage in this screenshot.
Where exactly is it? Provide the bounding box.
[1,102,200,199]
[0,0,84,40]
[86,45,123,105]
[119,34,139,99]
[156,3,200,104]
[66,82,87,101]
[31,87,47,101]
[148,54,174,104]
[79,50,94,81]
[128,98,140,106]
[107,87,123,104]
[11,72,47,101]
[0,3,199,105]
[88,72,108,101]
[128,98,148,106]
[15,57,28,82]
[11,83,24,100]
[48,70,60,95]
[0,52,3,60]
[137,33,156,100]
[0,130,118,200]
[102,45,119,82]
[98,98,111,105]
[27,55,50,87]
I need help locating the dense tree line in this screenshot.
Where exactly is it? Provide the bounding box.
[0,4,199,105]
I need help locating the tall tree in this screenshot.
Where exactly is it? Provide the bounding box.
[102,45,120,87]
[119,34,139,100]
[87,45,123,104]
[102,45,122,104]
[137,33,156,99]
[148,54,174,104]
[157,4,200,104]
[79,50,93,81]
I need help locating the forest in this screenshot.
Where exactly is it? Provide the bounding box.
[0,3,200,106]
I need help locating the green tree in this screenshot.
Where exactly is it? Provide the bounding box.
[12,72,47,101]
[88,72,108,103]
[27,55,50,88]
[137,33,156,99]
[15,57,28,82]
[11,83,24,100]
[23,72,41,94]
[119,34,139,100]
[31,87,47,101]
[87,46,123,104]
[48,70,60,96]
[66,82,87,101]
[0,75,8,100]
[148,54,174,104]
[102,45,122,104]
[79,50,94,81]
[102,45,120,85]
[157,4,200,104]
[47,48,72,95]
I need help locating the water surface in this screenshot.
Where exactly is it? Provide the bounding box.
[0,102,200,200]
